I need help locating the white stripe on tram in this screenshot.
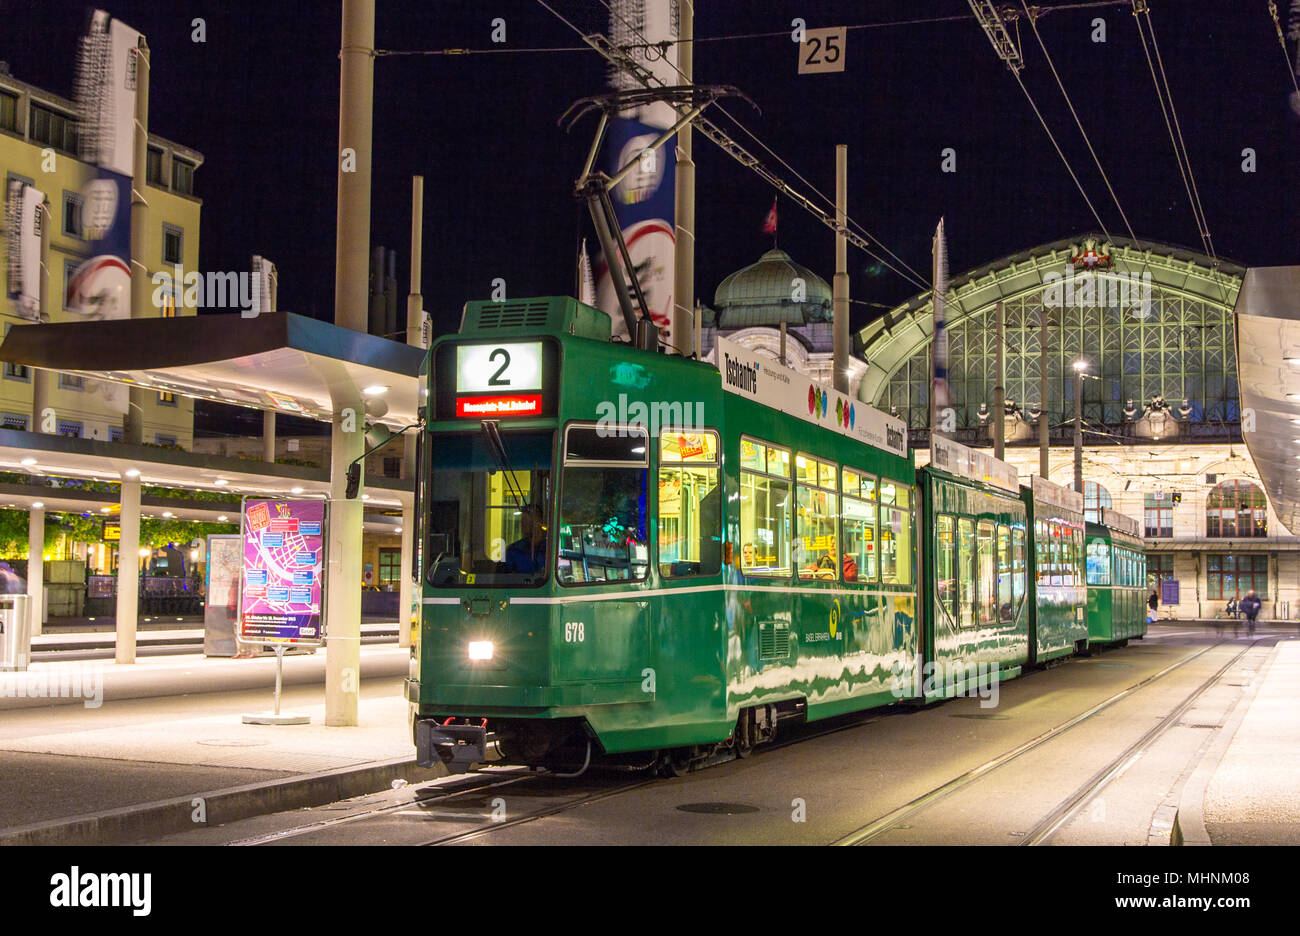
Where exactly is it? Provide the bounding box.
[424,583,917,606]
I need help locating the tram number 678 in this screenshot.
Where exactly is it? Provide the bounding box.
[564,622,586,643]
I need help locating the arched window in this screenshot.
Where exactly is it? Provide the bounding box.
[1083,481,1112,524]
[1206,480,1267,538]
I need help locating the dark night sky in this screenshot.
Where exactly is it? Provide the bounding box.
[4,0,1299,340]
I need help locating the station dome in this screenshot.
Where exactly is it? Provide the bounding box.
[713,248,832,328]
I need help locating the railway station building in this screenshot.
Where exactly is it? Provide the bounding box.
[707,235,1299,622]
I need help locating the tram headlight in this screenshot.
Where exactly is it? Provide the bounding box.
[468,641,494,661]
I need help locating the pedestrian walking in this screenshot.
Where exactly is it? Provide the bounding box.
[1147,588,1159,624]
[1240,589,1262,638]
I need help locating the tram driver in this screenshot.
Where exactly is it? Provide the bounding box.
[505,504,548,574]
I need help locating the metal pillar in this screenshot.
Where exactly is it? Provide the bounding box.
[672,0,695,356]
[832,145,850,395]
[1039,308,1049,478]
[30,199,50,433]
[994,301,1005,459]
[115,478,141,664]
[1074,367,1084,494]
[27,505,44,637]
[398,494,414,650]
[333,0,375,334]
[326,390,364,726]
[125,38,150,445]
[263,410,276,462]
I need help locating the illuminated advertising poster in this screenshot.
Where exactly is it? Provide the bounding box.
[240,499,326,645]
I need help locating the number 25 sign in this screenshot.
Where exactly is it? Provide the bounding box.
[798,27,846,75]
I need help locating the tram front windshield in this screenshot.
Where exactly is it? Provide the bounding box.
[425,429,554,587]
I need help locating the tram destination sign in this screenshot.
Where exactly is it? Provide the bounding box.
[239,498,327,646]
[1030,474,1084,514]
[715,337,907,457]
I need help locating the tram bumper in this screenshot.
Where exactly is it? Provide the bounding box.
[415,720,487,773]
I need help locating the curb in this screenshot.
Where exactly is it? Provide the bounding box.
[1171,643,1279,846]
[0,756,443,846]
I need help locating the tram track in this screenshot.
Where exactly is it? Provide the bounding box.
[830,637,1253,846]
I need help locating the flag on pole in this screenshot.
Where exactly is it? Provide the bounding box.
[761,198,778,236]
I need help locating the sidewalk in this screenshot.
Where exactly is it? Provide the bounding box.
[0,648,429,843]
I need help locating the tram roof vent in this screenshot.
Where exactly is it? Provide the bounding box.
[460,296,612,342]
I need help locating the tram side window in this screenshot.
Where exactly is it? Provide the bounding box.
[841,469,878,583]
[957,518,975,628]
[880,482,912,586]
[977,520,996,625]
[795,454,839,580]
[739,438,792,577]
[1087,539,1111,586]
[556,426,649,585]
[658,431,721,578]
[1035,519,1049,586]
[1012,527,1027,608]
[936,515,956,622]
[997,524,1012,621]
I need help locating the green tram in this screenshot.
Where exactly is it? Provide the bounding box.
[1085,508,1148,647]
[408,296,1093,774]
[1021,477,1089,663]
[919,438,1031,696]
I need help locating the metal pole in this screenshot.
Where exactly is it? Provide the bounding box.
[27,505,44,637]
[1039,307,1049,478]
[125,38,150,445]
[588,197,641,341]
[31,200,49,433]
[326,0,375,727]
[1074,367,1084,494]
[779,321,787,367]
[672,0,695,356]
[115,478,141,664]
[274,644,285,716]
[832,145,849,394]
[263,410,276,462]
[399,175,425,652]
[994,301,1005,460]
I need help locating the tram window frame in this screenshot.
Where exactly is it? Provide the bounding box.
[795,453,839,581]
[957,517,975,629]
[879,483,913,586]
[657,429,722,579]
[738,436,793,579]
[976,519,997,625]
[1012,526,1027,610]
[1087,538,1112,587]
[841,467,878,584]
[556,422,650,587]
[936,514,956,623]
[997,523,1013,621]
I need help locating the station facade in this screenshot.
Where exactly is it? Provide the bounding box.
[709,235,1298,621]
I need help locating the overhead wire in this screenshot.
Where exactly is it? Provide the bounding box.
[1267,0,1300,96]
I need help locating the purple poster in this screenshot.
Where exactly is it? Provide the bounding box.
[240,499,326,644]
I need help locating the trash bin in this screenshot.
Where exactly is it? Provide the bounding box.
[0,594,32,672]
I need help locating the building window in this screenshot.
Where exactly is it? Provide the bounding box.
[1207,554,1267,600]
[155,433,178,447]
[28,102,77,153]
[62,190,82,238]
[158,391,177,406]
[1144,494,1173,538]
[162,223,183,266]
[383,456,401,478]
[1,412,29,430]
[0,91,17,132]
[109,426,123,443]
[146,147,163,185]
[171,158,195,195]
[64,258,81,310]
[56,419,82,438]
[1083,480,1112,524]
[1206,479,1267,538]
[2,325,29,381]
[1146,552,1174,590]
[59,373,84,391]
[378,547,400,588]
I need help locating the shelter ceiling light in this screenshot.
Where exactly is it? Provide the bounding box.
[362,384,389,396]
[31,501,43,509]
[20,457,36,466]
[214,478,228,486]
[124,468,140,477]
[217,515,228,522]
[291,487,303,494]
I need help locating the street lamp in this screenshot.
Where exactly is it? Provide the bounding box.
[1072,361,1100,494]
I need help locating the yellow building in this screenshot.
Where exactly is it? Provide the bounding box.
[1,66,200,448]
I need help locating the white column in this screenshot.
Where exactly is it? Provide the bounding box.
[115,478,141,664]
[28,505,44,637]
[326,391,363,725]
[263,410,276,462]
[398,494,414,649]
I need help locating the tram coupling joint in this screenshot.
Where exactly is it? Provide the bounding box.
[415,720,487,774]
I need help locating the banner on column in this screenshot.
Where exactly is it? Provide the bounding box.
[5,181,44,321]
[239,497,327,646]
